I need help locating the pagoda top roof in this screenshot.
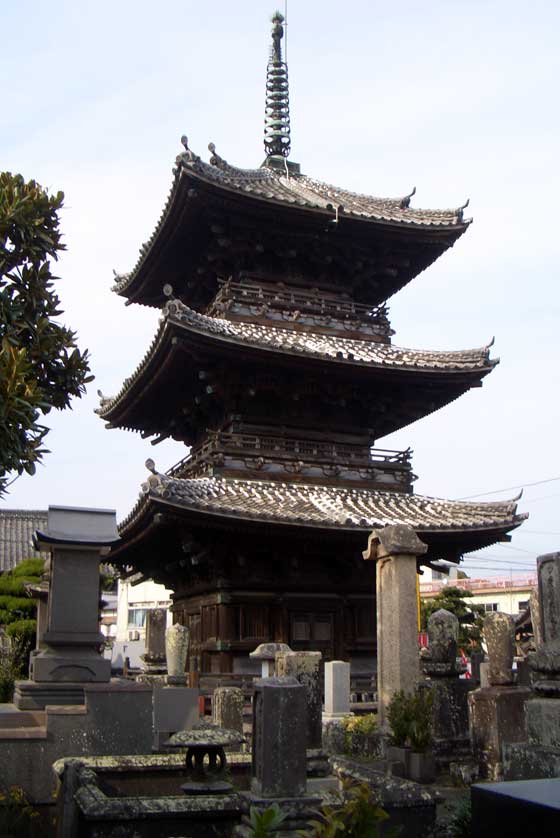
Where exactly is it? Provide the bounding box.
[112,138,471,302]
[117,473,526,543]
[97,298,496,423]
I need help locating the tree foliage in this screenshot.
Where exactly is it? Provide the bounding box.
[421,585,485,651]
[0,172,93,495]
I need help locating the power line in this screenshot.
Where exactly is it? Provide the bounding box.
[456,475,560,500]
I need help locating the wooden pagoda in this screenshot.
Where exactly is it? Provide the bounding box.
[99,13,526,676]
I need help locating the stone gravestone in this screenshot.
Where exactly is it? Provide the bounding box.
[323,660,350,720]
[468,612,530,780]
[14,506,115,709]
[213,687,244,739]
[166,622,190,685]
[504,552,560,779]
[276,651,322,749]
[421,608,475,766]
[141,608,167,675]
[363,524,427,727]
[237,676,320,835]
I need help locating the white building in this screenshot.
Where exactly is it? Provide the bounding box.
[116,578,173,642]
[420,574,536,617]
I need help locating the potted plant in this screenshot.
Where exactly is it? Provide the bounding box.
[408,688,436,784]
[385,690,412,775]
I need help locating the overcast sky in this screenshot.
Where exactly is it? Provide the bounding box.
[2,0,559,578]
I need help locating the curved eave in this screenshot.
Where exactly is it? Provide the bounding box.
[97,307,496,433]
[109,477,526,567]
[113,156,470,308]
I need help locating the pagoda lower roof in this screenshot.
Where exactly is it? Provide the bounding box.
[98,299,496,425]
[116,473,526,547]
[112,140,470,307]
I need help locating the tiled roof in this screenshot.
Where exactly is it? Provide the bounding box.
[98,299,495,418]
[0,509,48,573]
[112,140,470,297]
[121,474,525,535]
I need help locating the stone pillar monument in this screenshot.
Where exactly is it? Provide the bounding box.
[421,609,475,766]
[468,612,530,780]
[363,524,427,726]
[14,506,116,709]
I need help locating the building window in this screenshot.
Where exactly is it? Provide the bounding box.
[483,603,499,613]
[518,600,530,612]
[127,608,148,627]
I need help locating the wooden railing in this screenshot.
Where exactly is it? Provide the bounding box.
[167,432,413,485]
[207,278,391,334]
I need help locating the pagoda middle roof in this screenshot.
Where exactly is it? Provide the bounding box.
[112,140,470,304]
[120,473,526,539]
[98,298,496,422]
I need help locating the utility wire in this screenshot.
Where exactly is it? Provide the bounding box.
[456,475,560,500]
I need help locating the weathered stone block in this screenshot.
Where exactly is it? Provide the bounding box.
[275,651,322,749]
[468,686,530,780]
[526,698,560,749]
[251,676,306,798]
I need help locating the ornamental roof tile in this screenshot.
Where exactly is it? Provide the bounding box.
[97,299,495,418]
[121,474,525,535]
[0,509,48,572]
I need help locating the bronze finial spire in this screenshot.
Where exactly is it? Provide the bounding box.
[264,11,291,160]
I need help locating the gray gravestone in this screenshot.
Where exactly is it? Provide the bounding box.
[251,676,307,798]
[166,623,190,685]
[421,609,474,764]
[141,608,167,674]
[213,686,244,737]
[276,651,322,750]
[485,612,515,686]
[323,661,350,720]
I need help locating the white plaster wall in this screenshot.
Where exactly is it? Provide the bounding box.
[468,589,531,616]
[115,578,173,642]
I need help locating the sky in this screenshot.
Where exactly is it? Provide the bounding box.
[2,0,559,578]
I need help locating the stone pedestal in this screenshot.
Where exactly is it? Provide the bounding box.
[469,686,531,780]
[363,524,427,727]
[14,507,116,710]
[323,660,350,721]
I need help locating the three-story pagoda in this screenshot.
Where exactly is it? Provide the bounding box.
[99,13,525,676]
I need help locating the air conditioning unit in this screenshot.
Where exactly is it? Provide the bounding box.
[128,629,140,641]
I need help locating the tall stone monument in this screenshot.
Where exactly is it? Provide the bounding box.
[14,506,116,709]
[363,524,427,726]
[140,608,167,676]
